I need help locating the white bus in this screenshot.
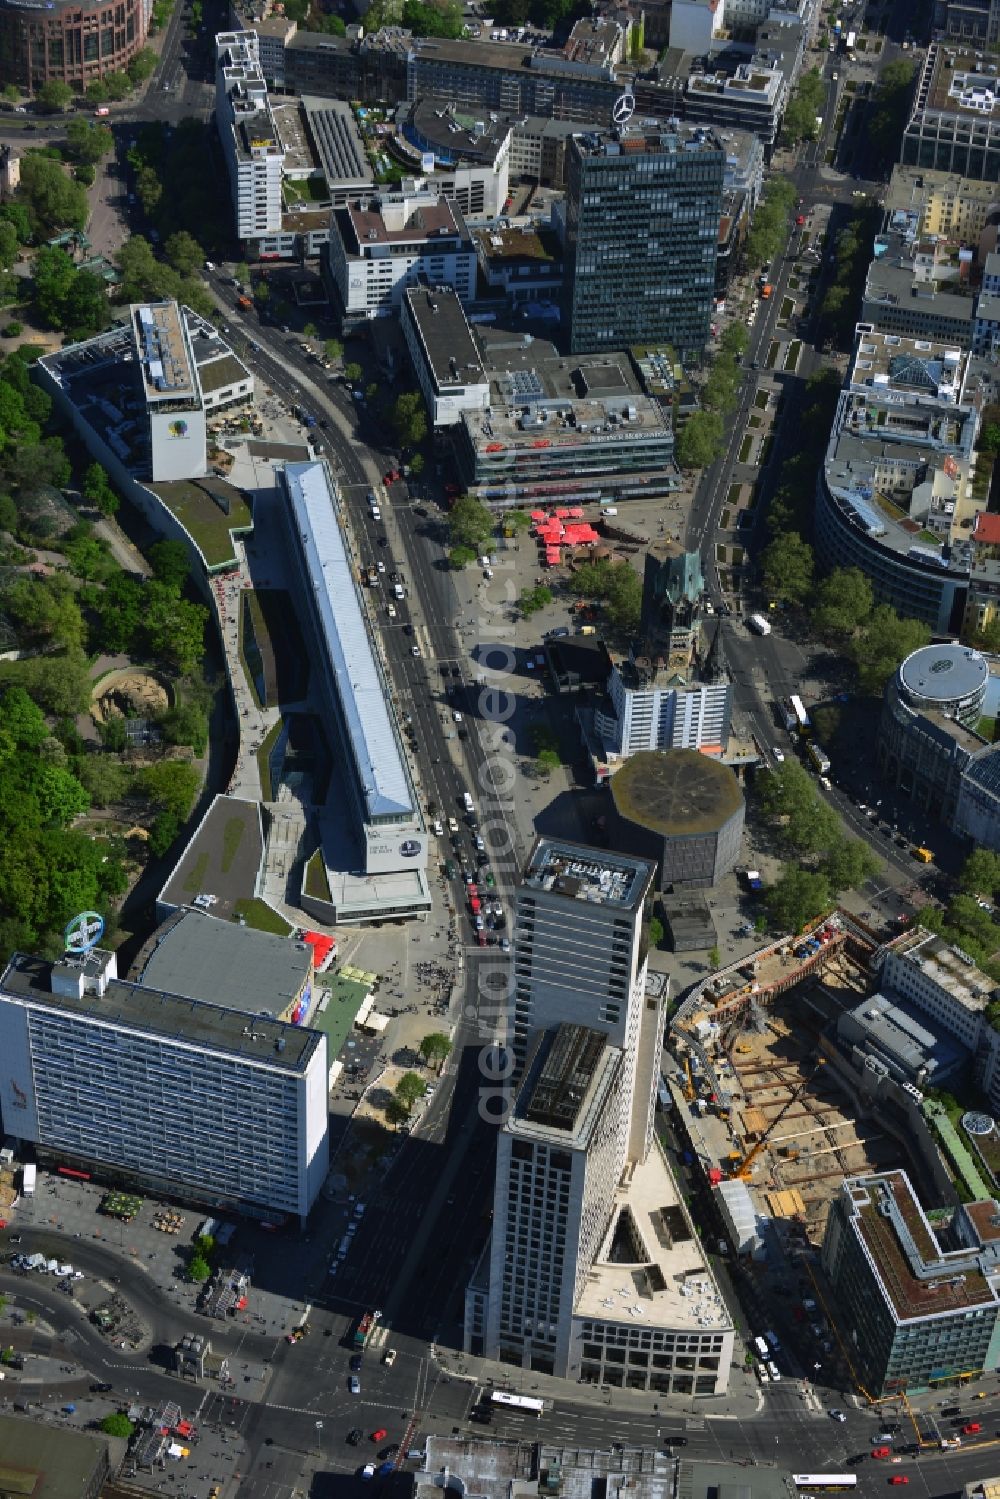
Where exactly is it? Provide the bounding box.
[491,1392,545,1415]
[788,695,812,736]
[792,1479,857,1491]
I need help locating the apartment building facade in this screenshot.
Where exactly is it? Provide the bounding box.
[0,948,329,1225]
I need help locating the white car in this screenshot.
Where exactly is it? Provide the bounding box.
[453,711,463,723]
[376,560,386,574]
[362,1465,376,1479]
[411,645,421,657]
[772,746,785,763]
[829,1409,846,1423]
[372,507,382,521]
[432,819,444,836]
[387,603,396,619]
[383,1348,397,1367]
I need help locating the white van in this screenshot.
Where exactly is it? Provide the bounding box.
[463,791,475,813]
[767,1360,781,1382]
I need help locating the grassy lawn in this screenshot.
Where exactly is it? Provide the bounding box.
[754,390,769,410]
[233,897,292,936]
[783,341,802,372]
[748,415,762,429]
[221,815,246,875]
[720,509,731,529]
[727,483,742,506]
[283,175,329,205]
[780,296,794,320]
[305,848,332,902]
[715,543,727,562]
[239,592,265,713]
[257,717,283,802]
[738,434,753,463]
[760,436,774,467]
[153,481,252,570]
[788,276,800,291]
[182,851,209,894]
[765,340,780,370]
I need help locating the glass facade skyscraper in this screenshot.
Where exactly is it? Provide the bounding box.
[563,126,724,358]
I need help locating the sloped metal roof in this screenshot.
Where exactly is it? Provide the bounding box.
[284,460,412,820]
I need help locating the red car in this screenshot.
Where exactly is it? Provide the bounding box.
[371,1429,387,1442]
[872,1448,891,1459]
[963,1423,981,1434]
[384,470,399,483]
[796,214,805,225]
[889,1478,908,1486]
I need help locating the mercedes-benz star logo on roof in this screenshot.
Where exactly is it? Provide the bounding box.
[612,91,635,126]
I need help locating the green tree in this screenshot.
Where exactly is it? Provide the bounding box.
[148,808,180,856]
[343,361,363,384]
[100,1413,135,1438]
[85,80,110,105]
[187,1254,211,1283]
[127,46,158,83]
[31,244,78,327]
[2,85,20,106]
[744,176,797,267]
[385,1096,410,1127]
[419,1031,452,1070]
[811,704,841,745]
[136,759,199,821]
[401,0,464,35]
[165,230,203,277]
[253,278,269,305]
[102,70,132,101]
[192,1233,215,1258]
[759,759,841,856]
[82,459,118,516]
[0,222,20,271]
[606,562,642,634]
[64,119,114,166]
[708,944,721,968]
[324,338,344,361]
[519,585,552,616]
[811,566,873,639]
[675,409,723,470]
[2,572,84,650]
[782,68,826,143]
[74,754,130,808]
[719,322,749,358]
[765,866,831,933]
[449,544,477,569]
[448,494,494,549]
[147,538,190,589]
[535,747,560,777]
[143,583,207,676]
[391,389,428,449]
[61,269,110,339]
[959,848,1000,901]
[648,914,664,948]
[761,531,814,605]
[851,606,930,695]
[302,321,317,339]
[395,1070,426,1112]
[17,155,88,235]
[21,649,90,716]
[408,452,425,477]
[821,835,881,892]
[35,81,73,113]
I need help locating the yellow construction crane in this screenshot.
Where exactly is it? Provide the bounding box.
[731,1058,825,1180]
[684,1056,696,1102]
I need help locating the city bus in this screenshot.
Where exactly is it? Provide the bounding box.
[787,695,812,736]
[792,1479,858,1491]
[491,1392,545,1415]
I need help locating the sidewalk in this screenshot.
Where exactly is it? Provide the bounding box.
[431,1342,767,1422]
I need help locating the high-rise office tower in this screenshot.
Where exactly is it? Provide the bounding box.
[563,124,724,358]
[464,839,734,1391]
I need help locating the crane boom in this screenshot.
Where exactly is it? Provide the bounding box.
[731,1058,825,1179]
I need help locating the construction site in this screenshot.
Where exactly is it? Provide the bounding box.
[668,910,914,1247]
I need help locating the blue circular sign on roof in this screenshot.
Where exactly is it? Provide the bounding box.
[64,911,105,955]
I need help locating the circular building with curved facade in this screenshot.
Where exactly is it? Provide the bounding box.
[0,0,149,94]
[877,643,991,818]
[609,748,744,891]
[897,643,989,726]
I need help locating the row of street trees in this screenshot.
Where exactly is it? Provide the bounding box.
[759,760,882,931]
[676,323,750,470]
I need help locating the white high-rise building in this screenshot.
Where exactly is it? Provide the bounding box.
[0,946,329,1226]
[595,669,732,759]
[216,32,285,245]
[465,839,735,1392]
[325,188,477,329]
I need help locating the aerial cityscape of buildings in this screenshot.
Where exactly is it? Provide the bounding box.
[6,0,1000,1491]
